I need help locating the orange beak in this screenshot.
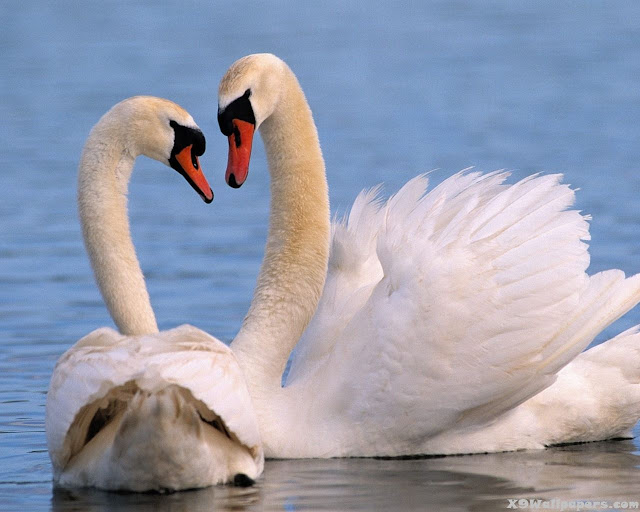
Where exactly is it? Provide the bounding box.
[225,119,255,188]
[175,145,213,203]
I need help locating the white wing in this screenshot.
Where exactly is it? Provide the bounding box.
[289,171,640,445]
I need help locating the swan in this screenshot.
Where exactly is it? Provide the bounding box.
[46,96,263,491]
[216,53,640,457]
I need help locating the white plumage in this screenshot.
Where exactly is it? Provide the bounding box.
[218,54,640,458]
[46,97,263,491]
[289,171,640,456]
[47,325,263,490]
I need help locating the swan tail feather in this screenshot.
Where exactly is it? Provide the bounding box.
[523,325,640,446]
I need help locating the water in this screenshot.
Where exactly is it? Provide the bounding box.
[1,1,640,510]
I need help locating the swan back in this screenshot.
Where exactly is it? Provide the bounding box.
[46,325,264,490]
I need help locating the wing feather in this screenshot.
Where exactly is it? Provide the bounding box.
[289,172,640,444]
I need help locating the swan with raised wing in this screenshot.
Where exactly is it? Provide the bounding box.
[46,96,263,491]
[217,53,640,458]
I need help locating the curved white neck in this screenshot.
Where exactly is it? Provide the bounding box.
[231,68,330,393]
[78,120,158,335]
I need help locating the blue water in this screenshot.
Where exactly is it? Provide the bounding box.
[2,1,640,510]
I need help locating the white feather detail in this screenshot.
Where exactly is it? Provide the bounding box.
[284,171,640,456]
[46,325,264,490]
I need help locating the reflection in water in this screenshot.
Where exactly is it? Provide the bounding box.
[50,439,640,512]
[51,485,261,512]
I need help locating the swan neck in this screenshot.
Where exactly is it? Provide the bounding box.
[233,68,330,391]
[78,121,158,335]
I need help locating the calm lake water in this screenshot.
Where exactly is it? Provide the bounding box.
[2,1,640,510]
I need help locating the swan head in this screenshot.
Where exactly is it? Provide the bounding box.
[100,96,213,202]
[217,54,286,188]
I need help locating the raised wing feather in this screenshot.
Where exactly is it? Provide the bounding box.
[289,172,640,448]
[287,186,385,380]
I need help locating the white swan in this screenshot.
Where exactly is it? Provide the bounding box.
[46,96,263,491]
[216,53,640,458]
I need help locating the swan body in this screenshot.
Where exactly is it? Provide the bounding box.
[217,54,640,458]
[46,97,263,491]
[47,325,263,490]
